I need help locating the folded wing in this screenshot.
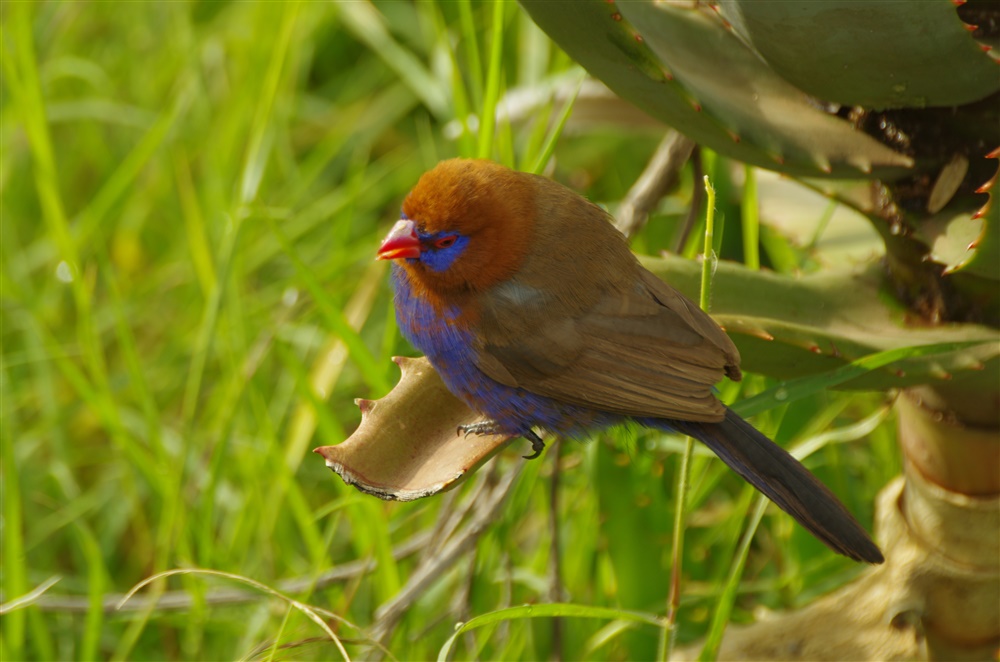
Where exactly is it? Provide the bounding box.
[476,268,740,422]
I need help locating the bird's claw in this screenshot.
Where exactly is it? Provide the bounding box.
[521,429,546,460]
[457,422,546,460]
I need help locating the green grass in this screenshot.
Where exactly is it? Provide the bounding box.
[2,2,899,660]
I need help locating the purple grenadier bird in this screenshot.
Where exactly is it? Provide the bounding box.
[377,158,883,564]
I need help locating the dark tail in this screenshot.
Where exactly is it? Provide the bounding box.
[670,407,884,564]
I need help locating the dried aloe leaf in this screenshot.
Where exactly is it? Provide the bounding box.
[314,356,510,501]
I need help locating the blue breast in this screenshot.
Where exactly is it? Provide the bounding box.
[391,265,616,437]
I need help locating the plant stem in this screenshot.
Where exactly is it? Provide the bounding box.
[661,176,717,661]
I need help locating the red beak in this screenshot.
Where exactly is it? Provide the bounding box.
[377,219,420,260]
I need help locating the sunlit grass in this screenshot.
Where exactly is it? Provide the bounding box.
[2,2,899,660]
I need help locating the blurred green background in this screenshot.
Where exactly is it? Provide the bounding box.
[2,2,897,660]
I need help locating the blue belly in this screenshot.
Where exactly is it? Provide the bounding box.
[391,266,616,437]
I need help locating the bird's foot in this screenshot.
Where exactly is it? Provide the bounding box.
[456,422,546,460]
[457,421,502,438]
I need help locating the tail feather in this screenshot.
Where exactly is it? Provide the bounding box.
[670,407,884,564]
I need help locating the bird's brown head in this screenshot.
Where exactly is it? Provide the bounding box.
[377,159,536,295]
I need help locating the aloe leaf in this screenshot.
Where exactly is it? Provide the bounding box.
[732,341,988,419]
[914,208,989,278]
[718,0,1000,109]
[643,256,999,392]
[957,148,999,279]
[517,0,912,179]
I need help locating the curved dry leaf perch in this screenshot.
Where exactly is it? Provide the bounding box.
[314,356,511,500]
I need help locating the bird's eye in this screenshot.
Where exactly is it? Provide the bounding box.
[433,235,458,249]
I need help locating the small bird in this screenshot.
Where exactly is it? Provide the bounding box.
[377,158,883,564]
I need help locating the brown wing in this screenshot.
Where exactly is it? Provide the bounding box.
[475,268,741,423]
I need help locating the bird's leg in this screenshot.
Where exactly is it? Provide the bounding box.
[457,421,546,460]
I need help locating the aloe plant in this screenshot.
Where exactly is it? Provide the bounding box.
[509,1,999,659]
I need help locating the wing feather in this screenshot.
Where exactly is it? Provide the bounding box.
[476,267,740,422]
